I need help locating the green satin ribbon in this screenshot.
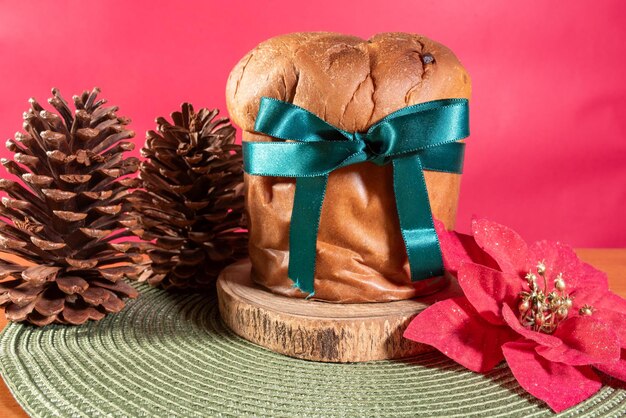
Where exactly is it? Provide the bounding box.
[244,97,469,295]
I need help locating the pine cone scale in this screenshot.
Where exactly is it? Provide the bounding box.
[34,292,65,316]
[56,276,89,294]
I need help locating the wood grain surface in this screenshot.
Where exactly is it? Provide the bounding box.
[218,260,463,362]
[1,249,625,417]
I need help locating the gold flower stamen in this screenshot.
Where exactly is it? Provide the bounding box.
[517,261,591,334]
[579,304,594,316]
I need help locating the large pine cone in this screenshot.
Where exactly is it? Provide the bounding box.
[0,88,142,326]
[131,104,247,290]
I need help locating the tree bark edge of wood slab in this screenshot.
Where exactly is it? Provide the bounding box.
[216,259,463,363]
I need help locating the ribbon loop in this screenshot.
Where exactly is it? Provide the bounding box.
[244,97,470,295]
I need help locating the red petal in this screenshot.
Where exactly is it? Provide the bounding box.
[595,350,626,381]
[590,309,626,348]
[502,340,602,413]
[568,290,626,349]
[404,296,516,372]
[529,241,608,295]
[594,292,626,315]
[572,286,609,312]
[457,262,523,325]
[435,219,498,276]
[536,316,620,365]
[577,261,610,295]
[501,303,562,347]
[471,218,529,275]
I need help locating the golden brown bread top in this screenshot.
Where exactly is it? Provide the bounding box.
[226,32,471,133]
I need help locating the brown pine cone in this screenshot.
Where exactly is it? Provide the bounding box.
[0,88,142,326]
[131,103,247,290]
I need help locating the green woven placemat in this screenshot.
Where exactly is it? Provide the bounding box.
[1,283,625,417]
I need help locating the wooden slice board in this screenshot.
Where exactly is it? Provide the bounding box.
[217,259,463,363]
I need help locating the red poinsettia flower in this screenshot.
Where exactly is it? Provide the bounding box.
[404,218,626,413]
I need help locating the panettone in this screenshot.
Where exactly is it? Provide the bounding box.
[226,32,471,302]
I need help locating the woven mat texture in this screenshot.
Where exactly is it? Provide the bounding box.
[1,283,625,417]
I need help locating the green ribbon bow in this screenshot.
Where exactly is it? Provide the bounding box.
[244,97,469,295]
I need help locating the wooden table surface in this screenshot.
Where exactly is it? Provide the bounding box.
[0,249,625,417]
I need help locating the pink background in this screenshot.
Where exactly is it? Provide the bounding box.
[0,1,624,247]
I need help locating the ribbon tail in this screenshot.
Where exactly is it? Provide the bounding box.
[287,175,329,295]
[392,155,445,281]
